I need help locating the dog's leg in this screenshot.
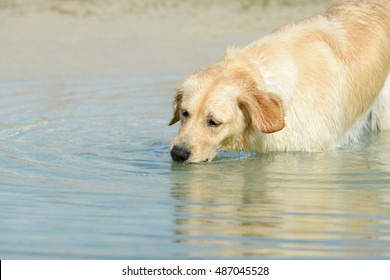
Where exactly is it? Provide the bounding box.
[372,72,390,131]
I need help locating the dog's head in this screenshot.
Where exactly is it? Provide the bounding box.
[169,58,285,163]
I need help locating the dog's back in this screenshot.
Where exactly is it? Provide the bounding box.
[328,0,390,135]
[326,0,390,132]
[242,0,390,151]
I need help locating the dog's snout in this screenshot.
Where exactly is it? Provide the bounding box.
[170,146,191,162]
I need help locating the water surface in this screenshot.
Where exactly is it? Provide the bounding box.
[1,77,390,259]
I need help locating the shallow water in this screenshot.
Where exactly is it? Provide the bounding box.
[1,76,390,259]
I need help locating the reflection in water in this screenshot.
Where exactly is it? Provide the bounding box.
[170,139,390,258]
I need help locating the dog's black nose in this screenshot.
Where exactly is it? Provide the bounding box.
[170,146,191,162]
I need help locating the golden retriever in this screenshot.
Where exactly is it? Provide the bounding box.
[169,0,390,163]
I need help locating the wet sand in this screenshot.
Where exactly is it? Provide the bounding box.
[0,0,330,81]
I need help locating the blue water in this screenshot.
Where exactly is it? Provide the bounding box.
[1,76,390,259]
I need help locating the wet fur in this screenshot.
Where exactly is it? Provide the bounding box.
[169,0,390,163]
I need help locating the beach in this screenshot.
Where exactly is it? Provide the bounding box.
[0,0,331,81]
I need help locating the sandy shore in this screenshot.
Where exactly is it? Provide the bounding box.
[0,0,331,81]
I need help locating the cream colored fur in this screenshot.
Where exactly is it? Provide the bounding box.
[169,0,390,163]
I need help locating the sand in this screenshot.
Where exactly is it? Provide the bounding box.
[0,0,331,81]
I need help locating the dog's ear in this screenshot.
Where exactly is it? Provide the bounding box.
[169,90,183,126]
[239,91,285,133]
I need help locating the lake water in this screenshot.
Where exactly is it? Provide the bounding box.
[1,76,390,259]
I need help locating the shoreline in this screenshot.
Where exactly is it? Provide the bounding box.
[0,1,331,81]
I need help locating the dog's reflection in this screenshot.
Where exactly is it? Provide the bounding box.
[169,136,390,257]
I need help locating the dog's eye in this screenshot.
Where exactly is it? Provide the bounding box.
[182,110,189,118]
[208,119,221,127]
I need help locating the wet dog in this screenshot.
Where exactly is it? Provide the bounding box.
[169,0,390,163]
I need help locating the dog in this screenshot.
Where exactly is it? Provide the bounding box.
[169,0,390,163]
